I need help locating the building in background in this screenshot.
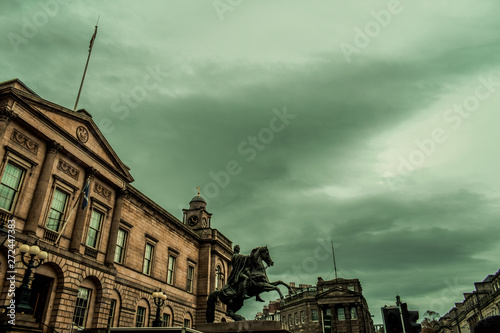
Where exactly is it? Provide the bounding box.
[256,278,375,333]
[435,270,500,333]
[0,79,233,332]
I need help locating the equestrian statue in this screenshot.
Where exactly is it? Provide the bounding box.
[206,245,292,323]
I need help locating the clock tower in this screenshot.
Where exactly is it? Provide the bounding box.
[182,187,212,229]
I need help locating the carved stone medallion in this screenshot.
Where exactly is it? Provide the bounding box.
[76,126,89,143]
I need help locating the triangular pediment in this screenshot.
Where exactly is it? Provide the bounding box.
[2,79,133,183]
[319,287,358,298]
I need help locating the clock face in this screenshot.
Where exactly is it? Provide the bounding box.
[188,215,199,227]
[201,218,207,227]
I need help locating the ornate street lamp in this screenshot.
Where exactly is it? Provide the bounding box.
[16,241,48,313]
[152,289,167,327]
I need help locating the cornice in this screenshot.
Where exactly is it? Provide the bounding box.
[1,91,133,185]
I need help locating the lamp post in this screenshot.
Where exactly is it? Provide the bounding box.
[152,289,167,327]
[17,241,48,313]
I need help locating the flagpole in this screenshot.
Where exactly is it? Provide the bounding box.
[74,17,99,111]
[55,177,91,245]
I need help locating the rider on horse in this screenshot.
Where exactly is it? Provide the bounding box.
[227,245,265,302]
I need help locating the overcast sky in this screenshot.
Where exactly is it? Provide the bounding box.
[3,0,500,324]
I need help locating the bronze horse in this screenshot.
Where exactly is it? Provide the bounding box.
[206,246,292,322]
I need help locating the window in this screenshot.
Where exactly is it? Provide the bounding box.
[301,311,305,323]
[348,285,354,291]
[338,307,345,320]
[184,318,191,328]
[215,265,224,290]
[114,229,128,264]
[107,299,117,328]
[288,314,292,326]
[351,307,357,319]
[311,309,319,321]
[0,163,24,211]
[165,313,173,325]
[143,243,154,275]
[295,312,298,325]
[136,306,146,327]
[86,210,104,248]
[73,287,91,328]
[187,266,194,293]
[46,189,68,231]
[167,255,176,284]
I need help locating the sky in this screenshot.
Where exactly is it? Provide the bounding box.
[2,0,500,325]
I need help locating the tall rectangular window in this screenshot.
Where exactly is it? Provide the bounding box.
[184,319,190,328]
[143,243,154,275]
[46,189,68,231]
[338,307,345,321]
[136,306,146,327]
[114,229,128,264]
[73,287,91,328]
[167,255,176,284]
[0,163,24,211]
[107,299,117,328]
[311,309,319,321]
[187,266,194,293]
[86,210,103,248]
[162,313,171,327]
[350,307,358,319]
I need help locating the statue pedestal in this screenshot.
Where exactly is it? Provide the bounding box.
[197,320,290,333]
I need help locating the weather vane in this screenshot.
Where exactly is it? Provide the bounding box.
[196,186,201,196]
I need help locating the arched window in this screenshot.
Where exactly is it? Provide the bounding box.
[135,298,150,327]
[215,265,224,290]
[184,312,193,328]
[107,289,121,328]
[162,306,173,327]
[73,277,100,329]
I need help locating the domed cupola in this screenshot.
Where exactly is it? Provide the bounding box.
[183,187,212,229]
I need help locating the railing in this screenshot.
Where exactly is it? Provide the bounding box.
[43,228,59,243]
[0,208,13,227]
[37,319,62,333]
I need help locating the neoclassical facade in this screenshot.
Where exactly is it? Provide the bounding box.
[436,270,500,333]
[0,78,233,332]
[256,278,375,333]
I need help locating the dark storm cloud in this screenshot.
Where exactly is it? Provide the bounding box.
[2,0,500,323]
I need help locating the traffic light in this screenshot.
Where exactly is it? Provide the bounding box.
[401,303,421,333]
[382,305,421,333]
[382,307,403,333]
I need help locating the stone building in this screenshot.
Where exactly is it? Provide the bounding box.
[0,78,233,332]
[435,269,500,333]
[256,278,375,333]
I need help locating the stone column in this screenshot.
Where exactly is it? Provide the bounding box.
[104,189,127,266]
[69,168,98,253]
[330,306,336,333]
[0,104,16,140]
[344,304,352,333]
[24,141,61,235]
